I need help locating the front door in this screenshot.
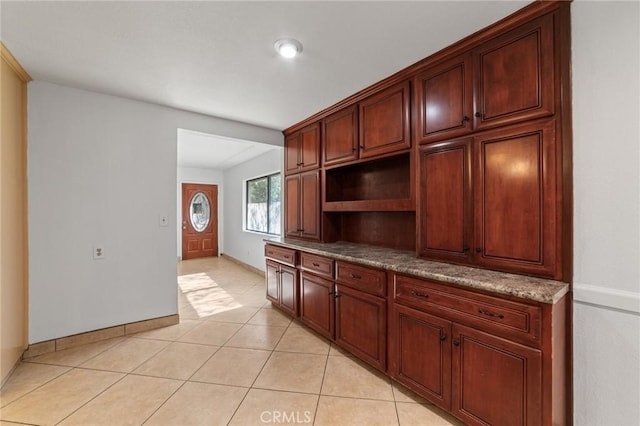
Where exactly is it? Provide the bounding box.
[181,183,218,260]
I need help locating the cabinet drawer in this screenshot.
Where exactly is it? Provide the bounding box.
[336,261,386,296]
[394,274,541,345]
[300,252,334,279]
[264,244,296,267]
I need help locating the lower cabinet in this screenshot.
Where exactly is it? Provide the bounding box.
[451,324,542,426]
[265,259,298,317]
[391,304,542,425]
[390,273,563,426]
[335,284,386,371]
[299,271,334,340]
[391,304,452,407]
[266,245,566,425]
[298,257,387,372]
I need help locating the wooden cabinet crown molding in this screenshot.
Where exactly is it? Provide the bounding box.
[1,42,32,83]
[282,1,567,136]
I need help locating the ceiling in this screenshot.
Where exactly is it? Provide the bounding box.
[1,1,531,132]
[177,128,279,169]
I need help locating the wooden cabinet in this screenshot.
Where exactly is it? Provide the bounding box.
[299,271,334,340]
[322,81,410,168]
[451,324,542,426]
[334,261,387,371]
[474,120,558,278]
[474,13,554,130]
[417,139,472,263]
[414,54,473,144]
[418,119,559,279]
[323,106,358,166]
[299,254,387,371]
[265,246,298,317]
[284,170,321,240]
[359,81,411,159]
[414,13,555,144]
[391,273,555,426]
[390,304,451,408]
[285,123,321,175]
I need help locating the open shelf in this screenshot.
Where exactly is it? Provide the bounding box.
[323,153,413,212]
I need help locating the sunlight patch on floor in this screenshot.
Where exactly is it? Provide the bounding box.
[179,272,242,318]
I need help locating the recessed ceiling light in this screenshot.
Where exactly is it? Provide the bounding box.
[274,38,303,59]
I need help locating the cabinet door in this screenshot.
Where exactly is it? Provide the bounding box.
[279,265,298,317]
[414,54,473,144]
[299,123,321,172]
[474,120,558,278]
[300,170,321,240]
[359,81,411,159]
[284,175,300,238]
[284,132,301,175]
[452,323,542,426]
[335,284,386,371]
[323,106,358,166]
[474,13,554,130]
[299,272,334,340]
[390,304,452,409]
[418,139,472,263]
[265,260,279,304]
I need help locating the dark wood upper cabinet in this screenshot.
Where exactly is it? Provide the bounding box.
[285,171,321,241]
[473,13,554,130]
[323,105,358,166]
[285,123,321,175]
[474,119,558,278]
[414,54,473,144]
[359,81,411,159]
[418,139,473,262]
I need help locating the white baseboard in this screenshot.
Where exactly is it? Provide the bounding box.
[574,283,640,314]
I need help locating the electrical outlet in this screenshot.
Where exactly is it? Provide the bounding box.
[159,215,169,227]
[93,246,105,260]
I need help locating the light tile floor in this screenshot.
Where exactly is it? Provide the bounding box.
[0,256,463,426]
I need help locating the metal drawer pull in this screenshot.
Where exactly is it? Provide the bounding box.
[411,290,429,299]
[283,255,290,259]
[312,262,320,267]
[350,273,362,279]
[478,308,504,319]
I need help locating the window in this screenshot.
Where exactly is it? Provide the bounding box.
[246,173,281,235]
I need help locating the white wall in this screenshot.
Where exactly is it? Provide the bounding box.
[27,81,282,343]
[223,148,282,271]
[572,2,640,425]
[177,167,224,259]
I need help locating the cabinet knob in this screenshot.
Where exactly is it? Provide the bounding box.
[475,112,482,118]
[453,339,460,347]
[440,334,447,341]
[475,247,482,253]
[463,246,470,253]
[462,115,470,124]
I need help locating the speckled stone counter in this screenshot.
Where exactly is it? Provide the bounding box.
[265,238,569,304]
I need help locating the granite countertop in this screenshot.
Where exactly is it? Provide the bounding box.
[265,238,569,304]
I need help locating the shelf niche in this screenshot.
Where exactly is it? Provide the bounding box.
[323,154,413,212]
[323,211,416,251]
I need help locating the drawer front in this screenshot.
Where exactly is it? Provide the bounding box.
[264,244,296,266]
[336,261,386,296]
[300,252,334,279]
[394,274,541,345]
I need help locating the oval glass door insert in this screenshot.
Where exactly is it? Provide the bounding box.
[189,192,211,232]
